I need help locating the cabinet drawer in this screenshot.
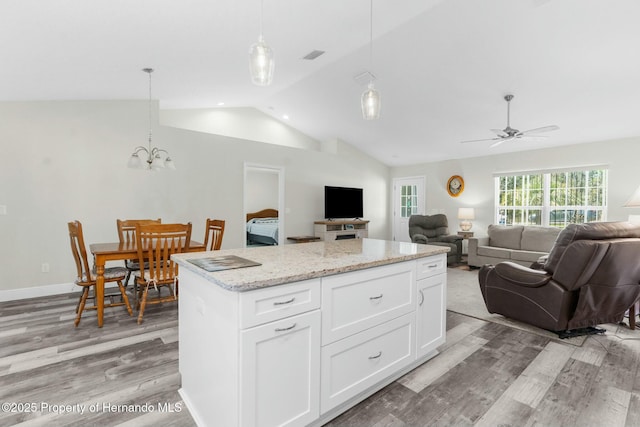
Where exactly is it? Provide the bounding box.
[322,262,414,344]
[320,312,415,413]
[240,279,321,329]
[416,254,446,280]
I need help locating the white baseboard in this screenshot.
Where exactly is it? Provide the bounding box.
[0,282,77,302]
[0,282,129,302]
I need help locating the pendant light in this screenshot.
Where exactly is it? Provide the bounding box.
[361,0,380,120]
[128,68,176,170]
[249,0,274,86]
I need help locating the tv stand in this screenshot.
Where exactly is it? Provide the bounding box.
[314,220,369,241]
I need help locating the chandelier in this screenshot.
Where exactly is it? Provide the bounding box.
[127,68,176,170]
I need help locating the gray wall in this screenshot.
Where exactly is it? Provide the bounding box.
[0,101,390,296]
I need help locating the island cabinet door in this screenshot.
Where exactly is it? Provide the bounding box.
[240,310,321,427]
[416,273,446,359]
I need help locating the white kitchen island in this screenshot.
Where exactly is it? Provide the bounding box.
[172,238,449,427]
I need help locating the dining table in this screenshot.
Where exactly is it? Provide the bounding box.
[89,240,205,327]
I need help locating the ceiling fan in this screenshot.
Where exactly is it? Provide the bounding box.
[461,94,559,148]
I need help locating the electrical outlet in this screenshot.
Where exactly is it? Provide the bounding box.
[41,263,50,273]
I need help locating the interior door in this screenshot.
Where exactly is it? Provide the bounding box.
[392,177,425,242]
[244,163,285,247]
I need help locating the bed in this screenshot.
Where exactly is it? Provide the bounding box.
[246,208,279,246]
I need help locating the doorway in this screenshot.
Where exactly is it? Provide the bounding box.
[392,176,425,242]
[243,163,285,247]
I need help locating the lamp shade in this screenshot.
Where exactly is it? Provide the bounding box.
[458,208,475,220]
[127,153,142,169]
[624,185,640,207]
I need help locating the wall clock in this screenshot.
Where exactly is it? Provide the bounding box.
[447,175,464,197]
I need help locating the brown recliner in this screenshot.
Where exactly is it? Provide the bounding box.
[409,214,462,265]
[478,221,640,336]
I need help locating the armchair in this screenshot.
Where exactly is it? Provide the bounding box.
[408,214,462,264]
[479,221,640,337]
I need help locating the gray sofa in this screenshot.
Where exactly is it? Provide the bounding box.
[468,225,561,268]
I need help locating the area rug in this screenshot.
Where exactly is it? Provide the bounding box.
[446,267,588,346]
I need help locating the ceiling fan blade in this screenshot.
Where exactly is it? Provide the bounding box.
[520,125,559,135]
[489,137,514,148]
[514,133,549,139]
[460,137,501,144]
[490,128,508,137]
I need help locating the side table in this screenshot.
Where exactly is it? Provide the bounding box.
[457,231,474,257]
[457,231,474,239]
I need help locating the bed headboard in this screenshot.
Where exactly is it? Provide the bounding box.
[246,208,278,222]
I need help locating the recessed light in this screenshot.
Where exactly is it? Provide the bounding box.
[282,114,289,120]
[217,102,225,106]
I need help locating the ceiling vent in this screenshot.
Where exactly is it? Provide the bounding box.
[353,70,376,86]
[302,50,325,60]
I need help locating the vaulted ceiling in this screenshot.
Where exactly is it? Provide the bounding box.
[2,0,640,166]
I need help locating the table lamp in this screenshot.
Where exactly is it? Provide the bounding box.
[458,207,475,231]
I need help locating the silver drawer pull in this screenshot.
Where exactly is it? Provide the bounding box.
[419,289,425,306]
[427,264,438,269]
[275,323,296,332]
[369,294,383,300]
[368,351,382,360]
[273,297,295,306]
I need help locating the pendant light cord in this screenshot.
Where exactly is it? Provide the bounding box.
[369,0,373,69]
[260,0,264,37]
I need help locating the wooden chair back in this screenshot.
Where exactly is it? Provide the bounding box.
[204,219,226,251]
[117,218,161,245]
[135,223,192,285]
[69,220,132,326]
[68,220,92,284]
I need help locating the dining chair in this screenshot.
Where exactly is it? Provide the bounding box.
[116,218,161,291]
[68,220,133,327]
[204,218,226,251]
[134,222,192,324]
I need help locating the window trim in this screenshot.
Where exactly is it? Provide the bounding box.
[495,167,608,227]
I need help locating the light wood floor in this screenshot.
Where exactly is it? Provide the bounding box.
[2,286,640,426]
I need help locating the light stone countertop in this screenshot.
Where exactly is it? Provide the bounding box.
[172,238,449,292]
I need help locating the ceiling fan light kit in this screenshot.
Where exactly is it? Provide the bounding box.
[461,94,559,147]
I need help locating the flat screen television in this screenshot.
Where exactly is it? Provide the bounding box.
[324,186,363,219]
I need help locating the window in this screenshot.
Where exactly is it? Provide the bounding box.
[496,168,607,227]
[400,184,419,218]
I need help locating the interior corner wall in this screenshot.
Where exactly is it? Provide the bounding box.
[0,101,389,295]
[389,138,640,235]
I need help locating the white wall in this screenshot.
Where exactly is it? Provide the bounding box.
[390,138,640,235]
[245,168,279,214]
[0,101,390,295]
